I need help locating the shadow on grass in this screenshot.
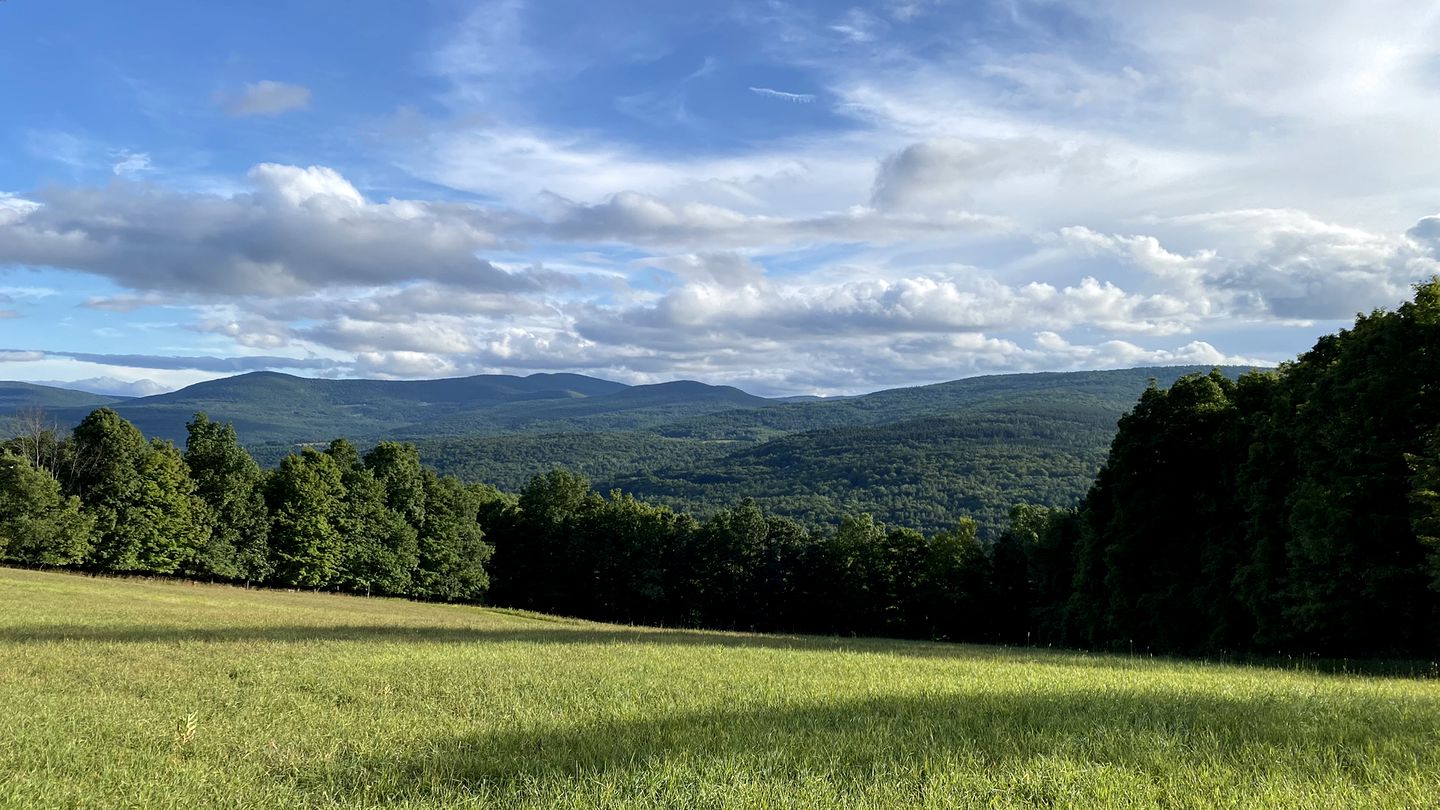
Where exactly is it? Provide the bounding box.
[6,622,1437,678]
[316,688,1432,804]
[0,621,1027,659]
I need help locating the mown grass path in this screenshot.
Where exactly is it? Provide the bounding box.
[2,566,1438,808]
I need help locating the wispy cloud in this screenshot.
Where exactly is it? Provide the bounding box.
[748,86,817,103]
[110,150,152,177]
[221,80,312,117]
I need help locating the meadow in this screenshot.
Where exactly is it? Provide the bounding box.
[2,567,1438,809]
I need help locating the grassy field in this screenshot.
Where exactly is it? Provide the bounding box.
[2,568,1439,808]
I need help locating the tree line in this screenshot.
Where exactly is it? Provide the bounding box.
[4,280,1440,657]
[1,410,493,600]
[996,280,1440,658]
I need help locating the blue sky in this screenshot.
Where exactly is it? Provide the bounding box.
[3,0,1440,396]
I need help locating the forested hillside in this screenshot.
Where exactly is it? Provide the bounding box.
[25,372,768,446]
[365,367,1243,533]
[0,383,129,437]
[6,365,1246,534]
[4,284,1440,657]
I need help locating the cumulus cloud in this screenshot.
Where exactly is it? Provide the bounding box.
[574,270,1202,358]
[17,0,1440,399]
[871,138,1111,211]
[0,163,531,296]
[222,80,312,117]
[1073,210,1440,322]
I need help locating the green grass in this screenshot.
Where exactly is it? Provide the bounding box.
[2,567,1438,808]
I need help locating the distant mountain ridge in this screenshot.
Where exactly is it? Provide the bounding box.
[0,370,777,446]
[1,365,1263,533]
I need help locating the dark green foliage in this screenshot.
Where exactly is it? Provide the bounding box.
[1041,280,1440,657]
[487,469,597,614]
[1408,429,1440,591]
[264,448,347,587]
[1074,372,1251,653]
[0,450,93,566]
[409,470,492,601]
[184,413,270,581]
[16,366,1246,541]
[29,372,764,447]
[482,476,998,640]
[399,367,1243,536]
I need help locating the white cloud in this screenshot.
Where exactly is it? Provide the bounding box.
[749,87,817,103]
[222,80,312,117]
[110,150,152,177]
[539,189,1009,248]
[0,163,531,296]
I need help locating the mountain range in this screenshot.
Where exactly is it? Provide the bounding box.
[0,365,1258,533]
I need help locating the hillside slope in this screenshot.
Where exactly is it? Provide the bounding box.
[4,567,1436,810]
[406,366,1260,532]
[23,371,774,446]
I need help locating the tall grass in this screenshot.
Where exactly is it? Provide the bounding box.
[2,567,1438,808]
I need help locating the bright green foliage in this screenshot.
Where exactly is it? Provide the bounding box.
[0,450,92,565]
[67,409,208,573]
[65,408,148,570]
[363,441,428,527]
[129,441,210,574]
[184,412,270,581]
[327,440,418,596]
[264,448,347,587]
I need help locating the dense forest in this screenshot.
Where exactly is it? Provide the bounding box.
[395,371,1233,534]
[4,281,1440,657]
[3,366,1239,536]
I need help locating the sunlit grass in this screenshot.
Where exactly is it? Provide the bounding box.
[2,566,1438,808]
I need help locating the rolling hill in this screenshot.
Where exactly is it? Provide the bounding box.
[2,364,1262,533]
[20,371,772,446]
[0,382,130,437]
